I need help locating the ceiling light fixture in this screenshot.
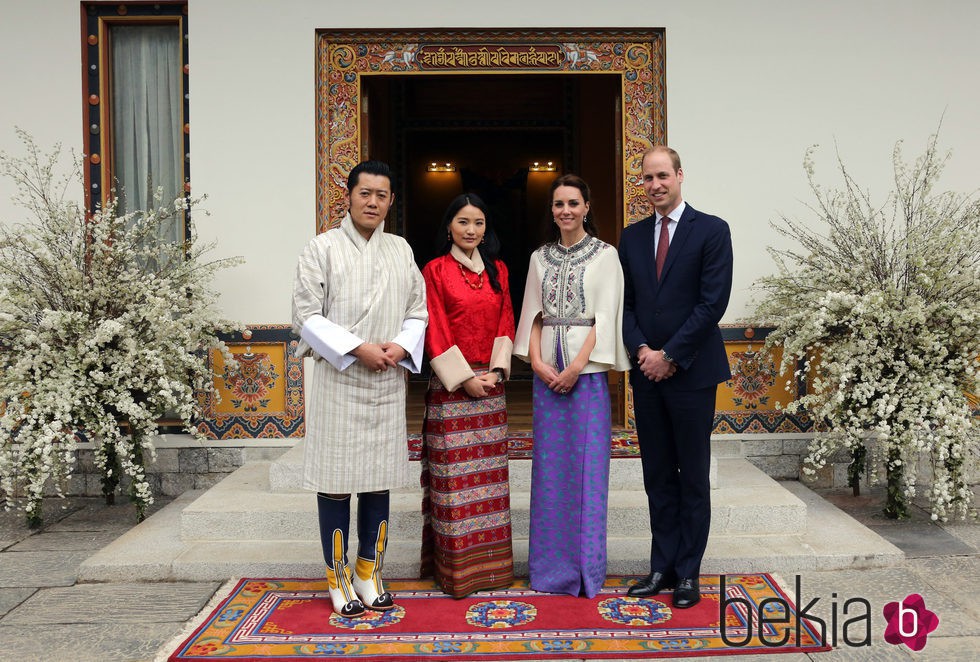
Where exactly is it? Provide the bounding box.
[529,161,556,172]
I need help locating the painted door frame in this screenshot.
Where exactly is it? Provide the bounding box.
[315,29,667,429]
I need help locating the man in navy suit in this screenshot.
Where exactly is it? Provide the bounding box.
[618,146,733,609]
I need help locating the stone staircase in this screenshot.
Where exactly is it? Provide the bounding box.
[78,438,903,582]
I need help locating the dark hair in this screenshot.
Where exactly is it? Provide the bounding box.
[547,173,598,243]
[436,193,503,293]
[347,160,393,192]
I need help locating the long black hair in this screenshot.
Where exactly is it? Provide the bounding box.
[547,173,599,244]
[435,193,503,293]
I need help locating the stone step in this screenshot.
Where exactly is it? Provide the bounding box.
[161,536,813,581]
[75,433,906,584]
[179,456,805,542]
[268,439,725,493]
[78,478,904,583]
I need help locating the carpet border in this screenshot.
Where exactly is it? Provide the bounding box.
[161,574,833,661]
[156,578,245,662]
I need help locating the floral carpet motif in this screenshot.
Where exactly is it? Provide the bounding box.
[166,575,830,661]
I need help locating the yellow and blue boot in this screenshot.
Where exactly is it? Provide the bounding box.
[352,491,395,611]
[317,493,365,617]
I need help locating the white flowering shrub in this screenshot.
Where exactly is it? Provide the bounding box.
[0,130,241,525]
[754,131,980,521]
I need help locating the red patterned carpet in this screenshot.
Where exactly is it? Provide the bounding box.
[166,575,830,660]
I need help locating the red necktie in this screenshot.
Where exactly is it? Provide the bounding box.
[656,217,670,278]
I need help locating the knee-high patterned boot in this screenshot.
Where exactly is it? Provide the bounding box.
[317,493,365,617]
[352,490,395,611]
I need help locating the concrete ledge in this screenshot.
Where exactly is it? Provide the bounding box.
[79,455,903,583]
[268,439,728,493]
[782,481,905,569]
[77,490,200,582]
[182,458,795,543]
[99,523,900,583]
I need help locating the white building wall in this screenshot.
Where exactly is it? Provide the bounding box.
[2,0,978,323]
[0,2,86,212]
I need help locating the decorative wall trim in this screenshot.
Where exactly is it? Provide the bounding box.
[315,28,666,234]
[195,325,305,440]
[189,324,828,439]
[81,2,190,222]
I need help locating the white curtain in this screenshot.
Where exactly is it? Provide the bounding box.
[111,25,182,244]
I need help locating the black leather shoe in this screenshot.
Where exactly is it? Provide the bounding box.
[672,577,700,608]
[627,571,677,598]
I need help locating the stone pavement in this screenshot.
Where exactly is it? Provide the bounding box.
[0,487,977,662]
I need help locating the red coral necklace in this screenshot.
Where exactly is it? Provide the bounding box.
[458,262,484,290]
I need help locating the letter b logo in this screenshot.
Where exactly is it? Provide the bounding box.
[883,594,939,651]
[898,601,918,638]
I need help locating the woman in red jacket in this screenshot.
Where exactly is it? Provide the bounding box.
[420,193,515,598]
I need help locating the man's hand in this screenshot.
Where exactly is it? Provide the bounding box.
[637,346,677,382]
[352,342,397,372]
[380,342,408,366]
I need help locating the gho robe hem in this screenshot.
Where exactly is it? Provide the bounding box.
[292,214,427,494]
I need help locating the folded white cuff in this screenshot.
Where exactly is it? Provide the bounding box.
[429,345,476,392]
[300,314,361,371]
[489,336,513,379]
[391,317,426,374]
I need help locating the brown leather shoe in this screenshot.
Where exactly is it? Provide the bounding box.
[672,577,700,608]
[626,571,677,598]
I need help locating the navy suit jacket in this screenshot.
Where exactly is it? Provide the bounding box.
[618,203,733,391]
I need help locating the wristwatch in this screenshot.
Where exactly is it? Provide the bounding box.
[661,349,675,364]
[492,368,505,384]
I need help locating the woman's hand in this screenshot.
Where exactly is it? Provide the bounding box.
[531,358,560,387]
[462,376,489,398]
[547,327,595,395]
[549,365,581,395]
[479,372,501,388]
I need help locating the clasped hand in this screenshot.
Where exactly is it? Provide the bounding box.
[353,342,406,372]
[637,346,677,382]
[462,372,499,398]
[532,360,579,395]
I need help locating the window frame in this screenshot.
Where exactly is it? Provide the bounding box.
[81,1,190,239]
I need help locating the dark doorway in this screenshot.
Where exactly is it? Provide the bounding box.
[362,73,626,428]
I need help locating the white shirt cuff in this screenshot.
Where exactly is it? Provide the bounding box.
[392,317,426,373]
[300,314,362,371]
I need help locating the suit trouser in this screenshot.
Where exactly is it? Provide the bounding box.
[631,377,717,579]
